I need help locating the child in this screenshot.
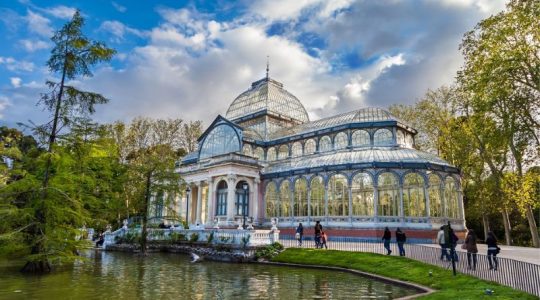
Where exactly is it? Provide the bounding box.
[320,231,328,249]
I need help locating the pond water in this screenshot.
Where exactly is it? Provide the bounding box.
[0,251,417,299]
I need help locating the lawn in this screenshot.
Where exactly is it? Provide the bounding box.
[271,248,537,299]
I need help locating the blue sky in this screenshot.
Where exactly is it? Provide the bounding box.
[0,0,506,129]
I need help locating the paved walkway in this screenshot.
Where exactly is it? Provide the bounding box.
[421,244,540,265]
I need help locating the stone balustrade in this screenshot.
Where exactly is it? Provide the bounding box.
[103,227,279,249]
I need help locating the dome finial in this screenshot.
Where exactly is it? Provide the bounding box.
[266,55,269,79]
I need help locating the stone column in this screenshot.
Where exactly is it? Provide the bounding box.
[206,177,214,226]
[226,174,237,222]
[196,181,203,225]
[252,178,260,224]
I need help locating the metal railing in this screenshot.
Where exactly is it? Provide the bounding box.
[279,235,540,297]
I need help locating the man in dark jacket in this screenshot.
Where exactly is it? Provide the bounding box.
[396,228,406,256]
[382,227,392,255]
[314,221,323,249]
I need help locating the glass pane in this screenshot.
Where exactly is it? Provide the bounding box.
[291,142,303,157]
[319,136,332,152]
[279,181,291,217]
[200,124,240,159]
[310,176,325,217]
[265,182,278,217]
[403,173,426,217]
[294,178,308,216]
[328,174,348,216]
[378,172,399,216]
[352,173,374,216]
[304,139,316,154]
[374,128,393,146]
[334,132,348,150]
[352,130,370,146]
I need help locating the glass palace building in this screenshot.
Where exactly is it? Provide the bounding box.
[177,74,465,240]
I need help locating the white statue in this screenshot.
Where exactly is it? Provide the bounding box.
[271,218,278,231]
[237,219,243,230]
[122,219,128,230]
[213,218,220,229]
[105,224,112,233]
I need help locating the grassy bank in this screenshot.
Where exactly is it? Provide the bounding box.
[272,248,536,299]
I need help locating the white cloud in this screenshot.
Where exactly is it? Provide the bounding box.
[0,96,10,119]
[10,77,22,88]
[25,10,52,37]
[0,56,35,72]
[99,20,145,41]
[112,2,127,13]
[19,39,49,52]
[41,5,76,19]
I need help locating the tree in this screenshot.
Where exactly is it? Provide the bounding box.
[458,0,540,247]
[0,10,116,272]
[112,118,184,254]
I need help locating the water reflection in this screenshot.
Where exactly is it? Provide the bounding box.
[0,251,416,299]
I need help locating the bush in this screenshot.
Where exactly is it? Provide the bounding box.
[189,233,199,243]
[207,232,215,245]
[255,242,284,260]
[241,234,251,248]
[170,232,186,243]
[219,236,230,243]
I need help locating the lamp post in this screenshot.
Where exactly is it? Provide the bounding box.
[242,183,248,229]
[185,186,191,229]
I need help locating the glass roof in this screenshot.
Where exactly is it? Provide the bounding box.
[225,77,310,123]
[268,107,407,140]
[263,147,451,174]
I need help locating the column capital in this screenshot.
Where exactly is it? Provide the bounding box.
[254,177,261,184]
[227,174,237,184]
[196,181,203,187]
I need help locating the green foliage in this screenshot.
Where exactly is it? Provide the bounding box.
[115,232,140,244]
[255,242,283,260]
[170,232,186,243]
[219,236,230,243]
[241,234,251,248]
[206,232,214,245]
[273,249,537,299]
[189,233,199,243]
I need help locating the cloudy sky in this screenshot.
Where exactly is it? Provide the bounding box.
[0,0,506,130]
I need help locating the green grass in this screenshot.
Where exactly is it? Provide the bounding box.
[272,248,537,300]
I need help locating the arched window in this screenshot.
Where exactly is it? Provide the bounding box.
[374,128,393,145]
[293,178,308,217]
[352,130,370,146]
[254,147,264,160]
[428,174,442,217]
[334,132,348,150]
[265,182,278,218]
[200,124,240,159]
[444,177,459,219]
[279,181,291,218]
[397,130,405,146]
[319,136,332,152]
[216,180,228,216]
[291,142,302,157]
[235,181,249,216]
[351,173,374,216]
[278,145,289,160]
[304,139,316,154]
[403,173,426,217]
[267,147,276,161]
[242,144,252,157]
[310,176,325,217]
[328,174,348,216]
[377,172,399,216]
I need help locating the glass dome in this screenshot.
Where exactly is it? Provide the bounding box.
[226,77,309,123]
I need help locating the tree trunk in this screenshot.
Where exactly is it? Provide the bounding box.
[501,208,512,246]
[482,213,490,241]
[525,205,540,248]
[140,172,152,255]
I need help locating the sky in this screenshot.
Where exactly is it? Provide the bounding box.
[0,0,507,130]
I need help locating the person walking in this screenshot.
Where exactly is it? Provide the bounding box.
[320,231,328,249]
[437,226,450,261]
[486,231,499,271]
[382,227,392,255]
[314,220,323,249]
[464,229,478,270]
[296,223,304,247]
[396,228,406,256]
[450,227,459,262]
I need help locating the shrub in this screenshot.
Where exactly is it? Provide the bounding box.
[219,236,230,243]
[255,242,284,260]
[241,234,251,248]
[207,232,215,245]
[189,233,199,243]
[170,232,186,243]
